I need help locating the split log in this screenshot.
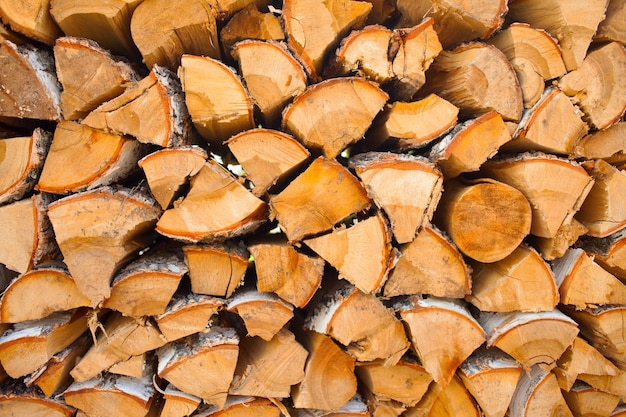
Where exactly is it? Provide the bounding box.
[108,353,146,378]
[0,128,51,204]
[508,365,573,417]
[0,0,61,45]
[227,289,294,341]
[563,381,621,417]
[37,121,147,194]
[155,294,225,342]
[360,391,405,417]
[595,0,626,44]
[573,122,626,166]
[531,218,588,261]
[404,374,481,417]
[585,228,626,280]
[195,396,282,417]
[0,382,75,417]
[434,178,532,263]
[158,384,201,417]
[579,370,626,399]
[219,3,285,55]
[53,36,140,120]
[282,77,388,159]
[0,40,61,121]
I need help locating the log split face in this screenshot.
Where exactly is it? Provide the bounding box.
[0,0,626,415]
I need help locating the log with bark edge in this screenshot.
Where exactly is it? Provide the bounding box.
[508,365,574,417]
[574,122,626,167]
[403,374,481,417]
[0,382,75,417]
[196,396,283,417]
[227,288,294,340]
[158,384,201,417]
[155,294,225,342]
[0,0,61,45]
[563,381,622,417]
[108,352,146,378]
[531,218,589,261]
[584,228,626,281]
[220,4,285,56]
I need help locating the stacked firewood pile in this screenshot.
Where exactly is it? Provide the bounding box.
[0,0,625,416]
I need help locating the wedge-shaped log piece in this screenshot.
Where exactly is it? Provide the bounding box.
[0,194,60,274]
[435,178,532,263]
[589,228,626,280]
[0,262,90,323]
[579,370,626,398]
[82,65,192,147]
[0,0,61,44]
[178,54,254,147]
[156,160,267,243]
[159,384,201,417]
[574,122,626,165]
[48,186,161,306]
[531,219,588,261]
[304,212,393,294]
[292,330,357,410]
[349,152,443,244]
[563,382,621,417]
[138,146,207,210]
[102,250,189,317]
[70,312,166,382]
[404,374,480,417]
[157,326,239,407]
[0,383,74,417]
[487,23,566,108]
[356,355,432,407]
[420,43,523,122]
[481,153,594,239]
[107,353,146,378]
[466,245,559,312]
[0,309,89,378]
[155,294,224,342]
[53,36,140,120]
[233,41,307,127]
[595,0,626,43]
[0,128,51,204]
[38,121,146,194]
[576,159,626,238]
[508,365,573,417]
[282,77,388,158]
[196,396,282,417]
[227,289,293,341]
[229,328,307,398]
[0,41,61,120]
[220,3,285,55]
[64,370,156,417]
[458,347,522,417]
[384,224,471,298]
[359,390,405,417]
[226,129,310,197]
[305,283,409,365]
[501,87,588,155]
[430,111,511,179]
[559,42,626,130]
[508,0,608,71]
[210,0,273,20]
[367,94,458,152]
[270,157,370,243]
[183,243,248,298]
[130,0,220,69]
[397,296,485,388]
[478,309,579,371]
[283,0,372,80]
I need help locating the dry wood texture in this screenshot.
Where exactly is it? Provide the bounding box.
[0,0,625,416]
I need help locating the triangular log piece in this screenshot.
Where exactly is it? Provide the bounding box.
[396,296,485,388]
[466,244,559,313]
[481,153,594,239]
[403,374,481,417]
[226,128,310,197]
[508,365,573,417]
[53,36,140,120]
[0,262,90,323]
[500,87,588,155]
[229,328,307,398]
[303,212,394,294]
[457,346,522,417]
[0,40,61,120]
[0,381,74,417]
[178,54,254,148]
[47,186,161,306]
[282,77,388,159]
[579,370,626,399]
[0,308,89,378]
[595,0,626,43]
[349,152,443,244]
[293,393,369,417]
[155,294,225,343]
[210,0,274,21]
[0,194,60,274]
[227,288,294,341]
[0,128,51,204]
[282,0,372,80]
[159,384,201,417]
[305,282,409,365]
[478,309,579,371]
[559,41,626,130]
[107,352,146,378]
[586,228,626,280]
[531,218,588,261]
[291,330,357,411]
[359,389,405,417]
[183,243,249,298]
[49,0,142,58]
[129,0,221,70]
[195,396,282,417]
[37,121,147,194]
[156,160,267,243]
[102,250,189,317]
[419,42,523,122]
[486,23,566,108]
[70,312,166,382]
[0,0,61,44]
[220,4,285,55]
[355,354,432,407]
[82,65,193,147]
[269,156,371,243]
[138,146,208,210]
[434,177,532,263]
[573,122,626,166]
[563,381,621,417]
[507,0,608,71]
[157,326,239,408]
[232,40,307,127]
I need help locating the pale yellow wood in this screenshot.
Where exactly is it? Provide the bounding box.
[574,122,626,163]
[593,229,626,281]
[0,0,61,44]
[531,218,588,261]
[404,374,480,417]
[155,294,224,342]
[159,385,201,417]
[219,3,285,54]
[183,244,248,297]
[508,366,574,417]
[0,390,74,417]
[108,353,146,378]
[227,289,294,340]
[595,0,626,44]
[563,382,621,417]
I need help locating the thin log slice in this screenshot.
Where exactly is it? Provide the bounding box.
[220,4,285,55]
[159,384,201,417]
[155,294,225,342]
[574,122,626,165]
[0,383,74,417]
[508,365,574,417]
[0,0,61,44]
[227,289,294,341]
[579,370,626,399]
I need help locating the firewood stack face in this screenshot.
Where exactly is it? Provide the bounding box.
[1,0,626,416]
